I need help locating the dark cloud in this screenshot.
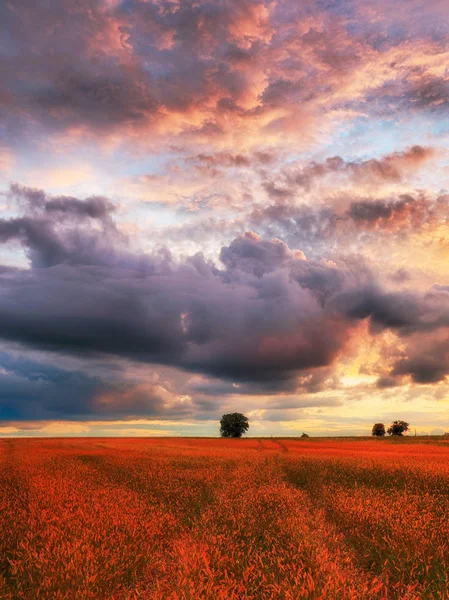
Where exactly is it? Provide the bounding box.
[376,375,399,388]
[393,355,449,384]
[0,246,351,383]
[336,287,421,330]
[219,231,304,276]
[336,284,449,335]
[1,185,449,425]
[1,184,121,268]
[189,377,298,397]
[9,183,115,220]
[341,287,449,385]
[384,328,449,385]
[260,78,303,107]
[0,352,190,421]
[0,191,366,388]
[348,200,396,222]
[186,365,338,398]
[408,76,449,111]
[32,69,155,129]
[347,194,432,228]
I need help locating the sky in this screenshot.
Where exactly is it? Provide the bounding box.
[1,0,449,437]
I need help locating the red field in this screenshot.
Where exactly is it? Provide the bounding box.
[2,437,449,599]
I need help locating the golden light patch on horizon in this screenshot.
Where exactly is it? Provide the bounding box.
[40,422,91,435]
[0,426,20,435]
[110,428,177,436]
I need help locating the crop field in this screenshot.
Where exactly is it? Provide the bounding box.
[2,438,449,599]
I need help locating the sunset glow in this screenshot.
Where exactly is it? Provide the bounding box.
[1,0,449,436]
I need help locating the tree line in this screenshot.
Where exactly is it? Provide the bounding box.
[219,413,412,438]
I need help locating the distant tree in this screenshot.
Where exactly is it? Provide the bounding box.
[220,413,249,438]
[301,432,309,438]
[372,423,386,437]
[387,420,410,436]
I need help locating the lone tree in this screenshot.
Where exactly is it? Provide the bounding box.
[387,420,410,436]
[220,413,249,438]
[372,423,386,437]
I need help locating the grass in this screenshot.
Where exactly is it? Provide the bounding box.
[1,436,449,598]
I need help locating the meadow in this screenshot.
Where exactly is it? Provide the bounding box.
[1,437,449,599]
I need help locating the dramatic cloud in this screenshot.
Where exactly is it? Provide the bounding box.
[0,201,360,383]
[1,190,449,408]
[2,0,449,434]
[2,0,449,155]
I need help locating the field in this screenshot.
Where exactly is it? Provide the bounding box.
[2,438,449,599]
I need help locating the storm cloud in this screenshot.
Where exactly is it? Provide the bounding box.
[1,189,449,400]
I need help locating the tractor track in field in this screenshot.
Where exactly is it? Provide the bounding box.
[273,438,289,452]
[257,439,289,453]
